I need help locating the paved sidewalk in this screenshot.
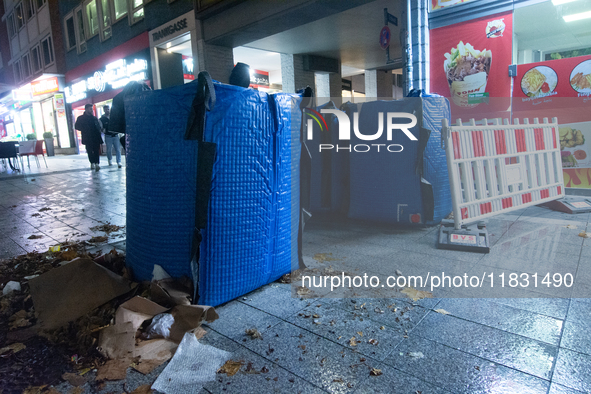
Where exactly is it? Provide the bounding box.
[1,154,591,393]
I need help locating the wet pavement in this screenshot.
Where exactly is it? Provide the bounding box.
[2,154,591,393]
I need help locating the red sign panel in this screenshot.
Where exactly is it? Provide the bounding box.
[511,55,591,189]
[31,77,59,96]
[429,11,513,120]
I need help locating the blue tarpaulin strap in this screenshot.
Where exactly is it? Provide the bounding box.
[184,71,217,303]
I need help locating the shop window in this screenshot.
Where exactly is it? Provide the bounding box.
[22,54,31,79]
[75,6,87,53]
[41,35,54,66]
[129,0,144,25]
[26,0,35,20]
[7,14,16,38]
[98,0,112,41]
[15,3,25,30]
[84,0,99,38]
[36,0,46,10]
[112,0,128,22]
[64,13,77,51]
[31,45,42,73]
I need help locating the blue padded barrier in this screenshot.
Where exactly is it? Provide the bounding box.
[348,99,423,223]
[347,98,452,225]
[306,101,349,216]
[422,97,452,224]
[126,81,298,306]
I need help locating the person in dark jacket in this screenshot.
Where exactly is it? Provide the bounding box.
[75,104,103,171]
[100,105,121,168]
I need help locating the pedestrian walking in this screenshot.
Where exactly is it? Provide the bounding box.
[75,104,103,171]
[100,106,122,168]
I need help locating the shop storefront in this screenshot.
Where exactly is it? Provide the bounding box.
[1,76,73,153]
[64,36,152,152]
[428,0,591,189]
[149,11,197,90]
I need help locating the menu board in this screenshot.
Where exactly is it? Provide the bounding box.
[429,11,513,121]
[513,55,591,188]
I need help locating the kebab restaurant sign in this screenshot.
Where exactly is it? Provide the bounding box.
[64,55,149,103]
[31,77,59,96]
[429,11,513,116]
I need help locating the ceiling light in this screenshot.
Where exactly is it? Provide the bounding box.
[166,48,173,53]
[552,0,578,5]
[166,42,171,48]
[563,10,591,22]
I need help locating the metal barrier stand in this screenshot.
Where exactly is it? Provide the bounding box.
[438,117,564,253]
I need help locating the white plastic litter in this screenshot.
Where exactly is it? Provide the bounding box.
[152,332,232,394]
[2,281,21,296]
[152,264,172,281]
[145,313,175,339]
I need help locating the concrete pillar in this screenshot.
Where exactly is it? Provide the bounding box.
[315,73,330,98]
[195,40,234,84]
[315,71,341,99]
[365,70,394,98]
[409,0,429,92]
[281,53,315,94]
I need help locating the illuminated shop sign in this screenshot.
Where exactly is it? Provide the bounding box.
[64,52,150,104]
[12,85,32,101]
[31,77,59,96]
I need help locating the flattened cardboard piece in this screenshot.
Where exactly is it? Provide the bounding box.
[132,338,178,375]
[169,305,219,343]
[149,280,191,307]
[28,258,132,330]
[97,321,135,359]
[96,358,130,381]
[115,296,168,332]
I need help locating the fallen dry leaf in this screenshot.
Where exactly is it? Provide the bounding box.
[401,287,433,302]
[218,360,244,377]
[90,223,124,234]
[379,326,385,330]
[368,339,379,346]
[579,232,591,239]
[60,249,78,261]
[8,310,31,330]
[61,372,87,387]
[39,207,52,212]
[245,328,263,340]
[0,342,26,355]
[27,235,43,239]
[89,236,108,243]
[434,309,451,315]
[23,387,47,394]
[349,337,358,347]
[296,286,311,296]
[357,331,363,337]
[130,385,153,394]
[313,253,337,263]
[370,368,382,376]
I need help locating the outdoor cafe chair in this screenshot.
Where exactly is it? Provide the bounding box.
[19,140,48,168]
[0,141,23,172]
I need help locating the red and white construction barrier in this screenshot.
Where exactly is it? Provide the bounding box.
[439,117,564,252]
